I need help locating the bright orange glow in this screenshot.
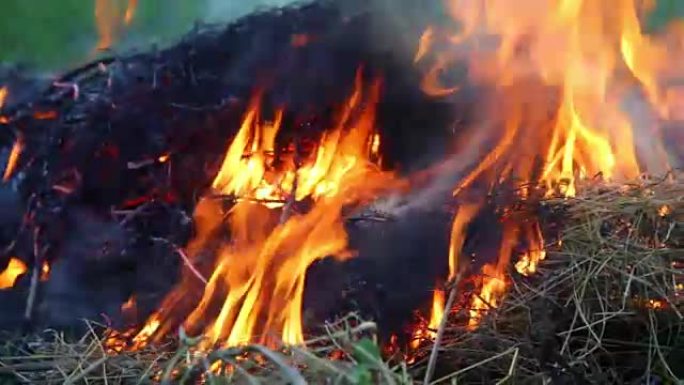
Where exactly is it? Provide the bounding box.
[95,0,136,50]
[468,264,506,329]
[124,0,138,25]
[131,312,161,350]
[33,111,58,120]
[0,87,8,109]
[122,295,136,313]
[40,262,50,281]
[428,289,445,332]
[410,288,444,349]
[420,0,684,199]
[448,203,481,278]
[645,299,665,310]
[95,0,117,50]
[0,258,27,289]
[3,140,22,182]
[658,205,671,217]
[417,203,481,341]
[134,69,396,348]
[514,221,546,276]
[412,0,684,333]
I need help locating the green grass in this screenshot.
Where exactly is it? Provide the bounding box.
[0,0,681,70]
[0,0,199,70]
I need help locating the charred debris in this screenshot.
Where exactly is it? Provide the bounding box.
[0,2,464,337]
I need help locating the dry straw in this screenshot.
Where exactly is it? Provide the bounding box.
[1,175,682,384]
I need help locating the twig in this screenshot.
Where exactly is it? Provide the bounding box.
[422,272,463,385]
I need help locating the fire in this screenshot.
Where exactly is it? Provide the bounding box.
[0,87,7,109]
[124,0,138,25]
[418,0,684,196]
[3,139,22,182]
[40,262,50,281]
[0,258,27,289]
[645,299,665,310]
[427,289,445,333]
[658,204,671,217]
[514,221,547,276]
[134,69,395,348]
[414,0,684,332]
[468,264,506,329]
[95,0,137,50]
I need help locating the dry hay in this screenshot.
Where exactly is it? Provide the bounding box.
[414,174,684,385]
[1,175,682,384]
[0,314,409,384]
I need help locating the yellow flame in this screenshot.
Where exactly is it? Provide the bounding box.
[0,258,27,289]
[468,264,506,329]
[412,0,684,333]
[135,69,396,348]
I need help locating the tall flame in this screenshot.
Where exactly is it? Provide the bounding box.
[135,69,395,347]
[416,0,682,331]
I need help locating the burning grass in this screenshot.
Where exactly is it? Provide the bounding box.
[0,314,409,385]
[413,174,684,384]
[1,175,682,384]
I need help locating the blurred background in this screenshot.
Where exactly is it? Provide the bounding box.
[0,0,300,70]
[0,0,683,71]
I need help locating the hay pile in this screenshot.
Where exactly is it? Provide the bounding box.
[0,176,682,385]
[0,314,409,384]
[414,175,684,385]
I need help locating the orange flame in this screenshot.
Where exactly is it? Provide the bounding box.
[0,87,8,109]
[413,0,684,332]
[421,0,684,199]
[468,264,506,329]
[40,262,51,281]
[95,0,137,50]
[124,0,138,26]
[3,139,22,182]
[134,70,395,348]
[0,258,27,289]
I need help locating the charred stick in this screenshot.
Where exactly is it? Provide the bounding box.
[150,237,207,285]
[23,226,43,324]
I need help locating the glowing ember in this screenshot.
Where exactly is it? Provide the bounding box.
[133,69,395,348]
[3,140,22,182]
[0,87,7,109]
[122,295,136,313]
[658,205,671,217]
[40,262,50,281]
[0,258,27,289]
[646,299,665,310]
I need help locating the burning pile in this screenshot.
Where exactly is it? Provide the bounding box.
[0,0,683,384]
